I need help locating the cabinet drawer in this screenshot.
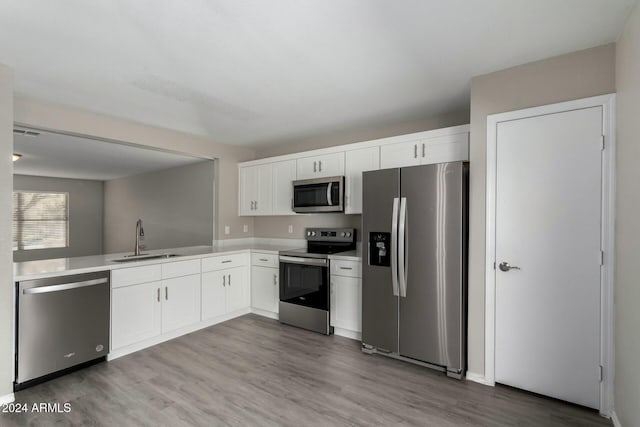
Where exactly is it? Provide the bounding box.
[251,252,278,268]
[161,259,201,279]
[112,264,162,288]
[331,260,361,278]
[202,253,248,272]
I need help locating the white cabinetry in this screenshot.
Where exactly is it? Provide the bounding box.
[297,152,345,180]
[111,260,201,352]
[330,259,362,339]
[272,160,297,215]
[380,132,469,169]
[111,280,162,350]
[250,252,279,317]
[239,163,272,215]
[201,253,249,320]
[239,160,296,216]
[344,147,380,214]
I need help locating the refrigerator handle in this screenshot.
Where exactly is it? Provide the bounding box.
[398,197,408,297]
[391,197,400,297]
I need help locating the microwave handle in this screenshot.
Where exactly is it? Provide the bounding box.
[326,182,332,206]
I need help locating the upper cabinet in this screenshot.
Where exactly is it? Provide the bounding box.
[296,152,345,180]
[344,147,380,214]
[239,159,296,216]
[380,132,469,169]
[238,125,469,217]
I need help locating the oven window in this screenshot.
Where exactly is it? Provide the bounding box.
[294,184,330,207]
[280,261,328,310]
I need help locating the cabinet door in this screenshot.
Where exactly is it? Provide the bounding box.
[272,160,297,215]
[297,152,345,180]
[331,275,362,332]
[239,166,258,216]
[225,267,248,313]
[202,270,226,320]
[344,147,380,214]
[251,266,279,313]
[380,140,422,169]
[111,281,161,349]
[422,133,469,164]
[255,163,273,215]
[161,274,201,334]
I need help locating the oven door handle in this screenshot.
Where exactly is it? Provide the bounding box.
[279,256,328,266]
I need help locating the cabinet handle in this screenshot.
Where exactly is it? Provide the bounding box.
[339,267,353,270]
[255,200,258,210]
[313,161,317,172]
[222,260,232,263]
[318,160,322,172]
[273,274,277,285]
[259,258,268,262]
[223,275,226,287]
[157,288,160,302]
[250,201,253,210]
[228,274,231,286]
[414,144,418,158]
[165,287,168,301]
[422,143,426,158]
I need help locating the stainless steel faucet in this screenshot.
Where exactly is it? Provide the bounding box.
[134,219,145,256]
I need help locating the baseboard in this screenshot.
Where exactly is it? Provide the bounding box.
[465,371,494,386]
[0,393,15,405]
[250,308,279,320]
[333,327,361,341]
[611,411,622,427]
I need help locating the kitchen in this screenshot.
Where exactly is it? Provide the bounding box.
[1,1,640,426]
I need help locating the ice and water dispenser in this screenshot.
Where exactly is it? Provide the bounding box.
[369,232,391,267]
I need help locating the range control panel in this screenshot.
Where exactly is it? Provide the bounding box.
[306,228,356,243]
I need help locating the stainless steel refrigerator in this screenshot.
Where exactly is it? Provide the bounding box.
[361,161,468,379]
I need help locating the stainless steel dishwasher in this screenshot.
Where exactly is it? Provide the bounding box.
[15,270,110,390]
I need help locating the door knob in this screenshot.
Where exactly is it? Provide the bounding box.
[499,262,521,272]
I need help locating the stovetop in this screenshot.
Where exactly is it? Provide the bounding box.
[279,227,356,259]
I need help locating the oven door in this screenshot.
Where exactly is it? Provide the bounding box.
[292,176,344,213]
[279,256,329,310]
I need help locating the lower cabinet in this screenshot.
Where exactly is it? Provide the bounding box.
[111,281,162,350]
[202,266,249,320]
[111,274,201,350]
[251,266,279,314]
[161,274,201,333]
[330,259,362,337]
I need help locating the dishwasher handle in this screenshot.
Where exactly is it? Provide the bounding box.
[23,277,109,295]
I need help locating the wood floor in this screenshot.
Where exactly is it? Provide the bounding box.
[2,314,611,427]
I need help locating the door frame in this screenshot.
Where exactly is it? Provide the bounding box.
[485,94,616,416]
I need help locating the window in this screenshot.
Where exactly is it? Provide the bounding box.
[13,191,69,251]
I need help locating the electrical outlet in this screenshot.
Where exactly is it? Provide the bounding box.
[243,224,248,233]
[224,225,230,235]
[288,225,293,234]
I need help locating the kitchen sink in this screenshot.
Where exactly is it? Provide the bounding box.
[111,253,180,262]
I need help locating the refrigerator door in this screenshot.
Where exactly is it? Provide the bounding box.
[362,168,399,353]
[399,163,464,373]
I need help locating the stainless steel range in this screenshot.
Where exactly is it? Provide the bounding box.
[279,228,356,335]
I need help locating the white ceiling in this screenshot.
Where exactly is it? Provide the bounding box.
[13,129,204,181]
[0,1,636,148]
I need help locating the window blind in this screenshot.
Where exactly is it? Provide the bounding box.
[13,192,69,251]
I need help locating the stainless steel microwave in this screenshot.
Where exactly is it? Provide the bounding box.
[292,176,344,213]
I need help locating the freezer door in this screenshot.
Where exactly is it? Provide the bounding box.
[361,168,399,353]
[399,163,464,372]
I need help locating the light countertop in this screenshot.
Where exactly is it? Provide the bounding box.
[14,242,362,282]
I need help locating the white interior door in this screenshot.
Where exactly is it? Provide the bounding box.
[494,107,603,409]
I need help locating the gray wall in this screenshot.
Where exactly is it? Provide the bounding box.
[0,64,14,399]
[103,161,215,253]
[467,43,616,376]
[615,2,640,425]
[13,175,104,262]
[251,109,469,239]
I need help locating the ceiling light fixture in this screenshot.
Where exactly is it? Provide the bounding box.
[13,153,22,161]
